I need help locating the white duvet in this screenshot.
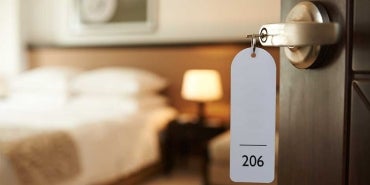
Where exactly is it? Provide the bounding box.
[0,101,176,185]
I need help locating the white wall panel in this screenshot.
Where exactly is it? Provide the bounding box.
[0,0,26,77]
[24,0,280,46]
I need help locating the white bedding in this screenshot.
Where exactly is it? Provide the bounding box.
[0,101,176,185]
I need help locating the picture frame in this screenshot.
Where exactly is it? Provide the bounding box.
[69,0,158,36]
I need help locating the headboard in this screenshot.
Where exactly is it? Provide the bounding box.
[28,44,279,121]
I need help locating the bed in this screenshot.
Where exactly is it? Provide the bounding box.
[0,67,177,185]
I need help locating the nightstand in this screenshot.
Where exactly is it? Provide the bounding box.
[161,118,227,182]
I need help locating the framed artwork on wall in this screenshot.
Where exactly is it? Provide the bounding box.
[69,0,157,35]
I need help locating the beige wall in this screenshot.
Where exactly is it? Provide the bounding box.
[23,0,280,46]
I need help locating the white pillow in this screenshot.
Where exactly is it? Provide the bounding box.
[10,66,82,93]
[6,92,69,107]
[71,67,167,95]
[68,94,168,113]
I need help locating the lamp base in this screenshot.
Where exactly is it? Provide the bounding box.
[197,102,206,125]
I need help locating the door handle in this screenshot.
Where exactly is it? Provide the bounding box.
[259,22,340,47]
[257,1,341,69]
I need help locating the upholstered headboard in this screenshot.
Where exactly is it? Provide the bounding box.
[28,44,279,121]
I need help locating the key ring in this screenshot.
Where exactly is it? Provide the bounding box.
[250,34,258,58]
[246,31,269,58]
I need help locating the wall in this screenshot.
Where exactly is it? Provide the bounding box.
[0,0,26,77]
[23,0,280,46]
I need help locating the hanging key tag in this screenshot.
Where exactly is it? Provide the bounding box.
[230,39,276,183]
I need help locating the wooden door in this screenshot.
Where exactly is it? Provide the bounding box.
[348,0,370,185]
[277,0,370,185]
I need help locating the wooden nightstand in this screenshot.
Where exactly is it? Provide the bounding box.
[160,118,227,182]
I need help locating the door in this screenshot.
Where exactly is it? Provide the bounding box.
[278,1,370,185]
[348,0,370,185]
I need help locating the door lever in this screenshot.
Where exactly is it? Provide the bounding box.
[259,22,340,47]
[256,1,341,69]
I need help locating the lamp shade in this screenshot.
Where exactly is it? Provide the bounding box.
[181,69,223,102]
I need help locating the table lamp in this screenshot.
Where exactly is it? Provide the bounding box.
[181,69,223,124]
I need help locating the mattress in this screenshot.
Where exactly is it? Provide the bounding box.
[0,102,176,185]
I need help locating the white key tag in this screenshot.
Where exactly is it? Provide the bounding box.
[230,46,276,183]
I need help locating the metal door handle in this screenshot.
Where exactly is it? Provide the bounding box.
[256,1,341,69]
[259,22,340,47]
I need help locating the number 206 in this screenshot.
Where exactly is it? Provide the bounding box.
[242,155,264,167]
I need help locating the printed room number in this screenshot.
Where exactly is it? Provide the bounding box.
[242,155,264,167]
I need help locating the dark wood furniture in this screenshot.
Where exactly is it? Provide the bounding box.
[161,119,227,182]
